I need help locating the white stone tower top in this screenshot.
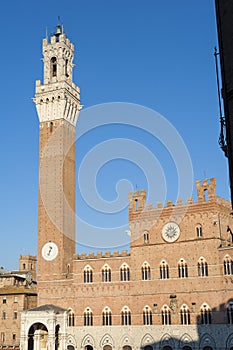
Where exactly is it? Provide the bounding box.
[33,24,81,126]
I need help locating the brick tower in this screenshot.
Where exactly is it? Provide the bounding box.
[33,25,81,297]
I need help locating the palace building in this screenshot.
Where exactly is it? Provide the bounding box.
[0,255,37,350]
[19,25,233,350]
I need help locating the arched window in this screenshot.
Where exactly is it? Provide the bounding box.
[198,257,208,277]
[120,263,130,281]
[144,231,149,244]
[67,309,74,326]
[102,264,111,282]
[178,259,188,278]
[180,304,190,325]
[227,301,233,324]
[143,305,153,325]
[160,260,169,279]
[161,305,171,325]
[142,262,151,280]
[50,57,57,78]
[196,224,203,238]
[200,304,211,324]
[182,347,192,350]
[102,307,112,326]
[121,306,131,325]
[163,347,172,350]
[84,307,93,326]
[84,265,93,283]
[223,255,233,275]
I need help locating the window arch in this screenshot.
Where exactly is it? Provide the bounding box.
[102,306,112,326]
[142,262,151,280]
[196,224,203,238]
[178,259,188,278]
[200,304,211,324]
[180,304,190,325]
[102,264,111,282]
[160,260,169,279]
[227,301,233,324]
[84,307,93,326]
[143,305,153,325]
[67,309,74,326]
[224,255,233,275]
[161,305,171,325]
[84,265,93,283]
[50,57,57,78]
[121,306,131,325]
[120,263,130,281]
[198,257,208,277]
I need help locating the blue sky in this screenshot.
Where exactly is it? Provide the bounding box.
[0,1,229,271]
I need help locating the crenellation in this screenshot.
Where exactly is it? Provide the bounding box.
[187,197,194,205]
[73,250,130,261]
[166,200,173,207]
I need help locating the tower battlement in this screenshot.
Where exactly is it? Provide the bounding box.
[128,178,228,223]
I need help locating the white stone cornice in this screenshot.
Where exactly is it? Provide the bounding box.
[34,80,81,127]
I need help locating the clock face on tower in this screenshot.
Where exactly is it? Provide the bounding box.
[162,222,180,243]
[42,242,58,261]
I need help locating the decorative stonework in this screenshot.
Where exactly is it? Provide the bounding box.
[33,25,82,126]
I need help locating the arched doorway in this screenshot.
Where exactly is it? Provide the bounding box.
[203,347,213,350]
[183,347,192,350]
[163,346,173,350]
[28,323,48,350]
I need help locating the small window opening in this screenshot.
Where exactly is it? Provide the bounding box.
[65,59,69,77]
[196,225,202,238]
[135,199,138,211]
[51,57,57,78]
[204,188,208,202]
[144,232,149,244]
[50,122,53,133]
